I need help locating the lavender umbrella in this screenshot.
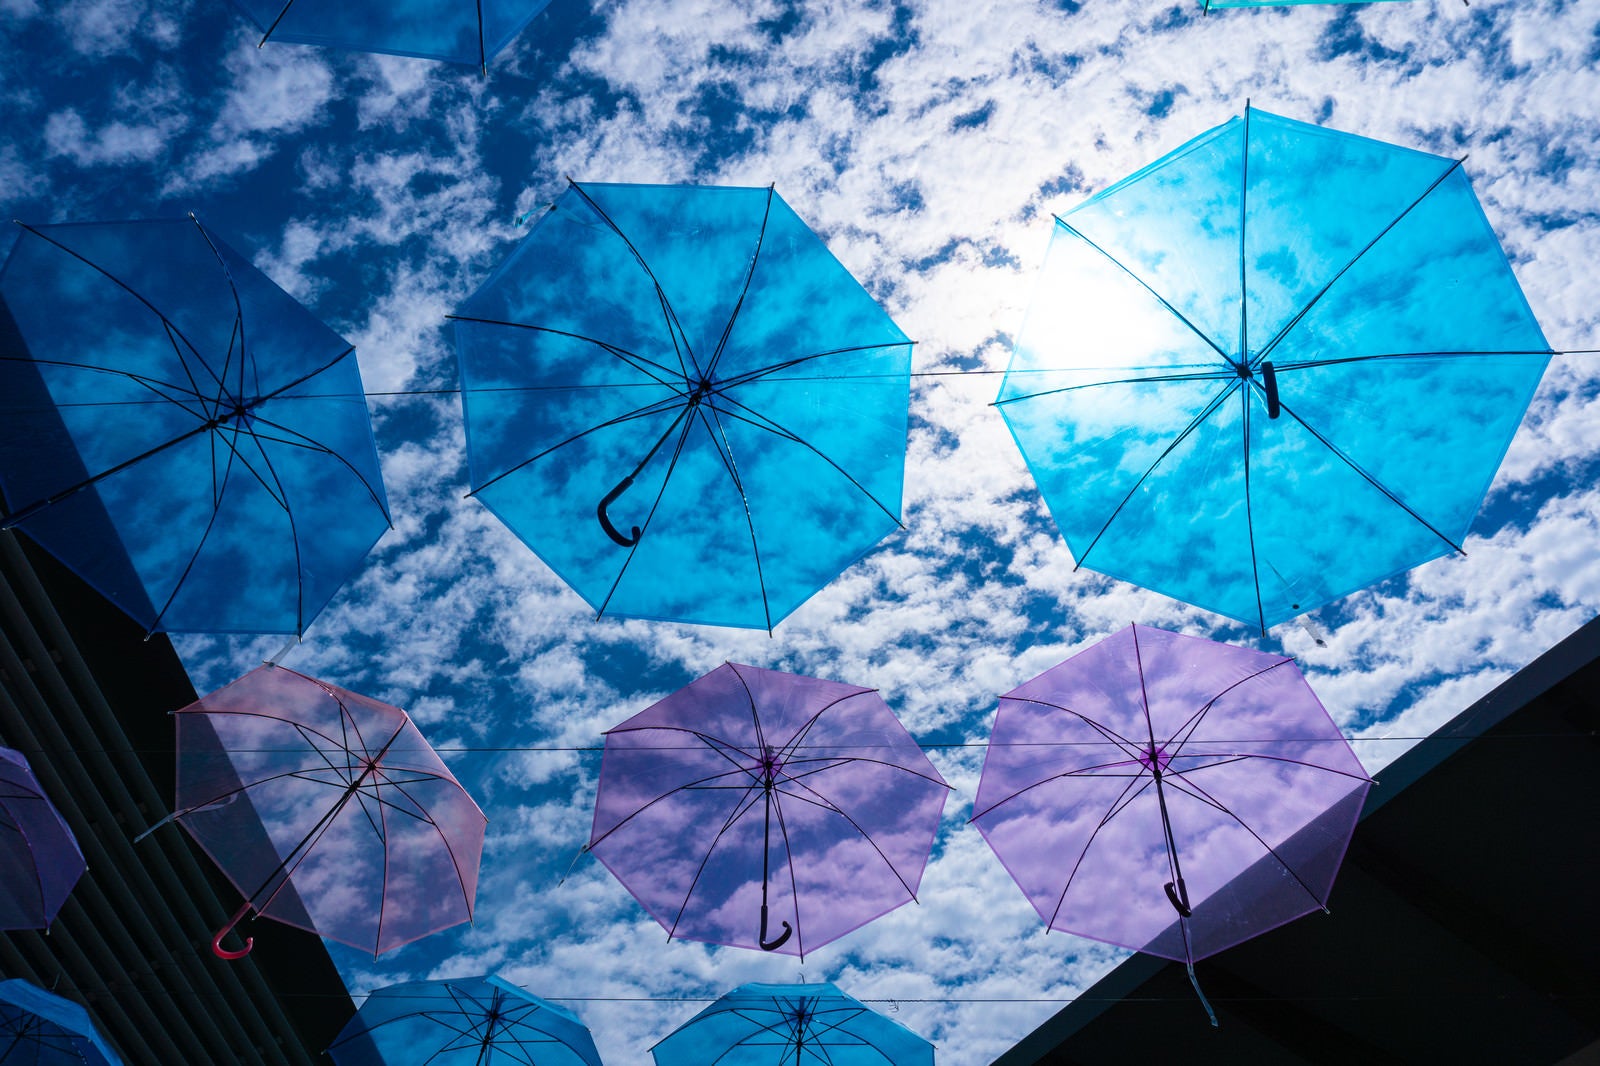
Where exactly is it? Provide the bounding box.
[0,746,86,931]
[589,662,949,958]
[972,624,1371,1023]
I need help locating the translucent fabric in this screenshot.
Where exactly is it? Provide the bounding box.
[973,624,1371,963]
[0,217,389,636]
[454,183,912,630]
[0,979,123,1066]
[172,665,486,956]
[652,982,933,1066]
[589,663,948,958]
[0,747,85,931]
[327,975,601,1066]
[999,108,1551,628]
[226,0,551,65]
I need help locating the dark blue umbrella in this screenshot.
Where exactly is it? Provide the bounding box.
[0,979,123,1066]
[0,216,390,636]
[225,0,556,66]
[0,747,85,931]
[453,182,912,631]
[327,975,600,1066]
[999,106,1553,629]
[652,982,933,1066]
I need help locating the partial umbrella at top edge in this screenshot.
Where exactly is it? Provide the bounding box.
[0,216,390,637]
[452,181,913,631]
[998,106,1552,630]
[226,0,555,66]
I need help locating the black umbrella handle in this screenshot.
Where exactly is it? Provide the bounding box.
[1164,877,1193,918]
[1261,360,1281,419]
[760,903,792,951]
[597,476,641,547]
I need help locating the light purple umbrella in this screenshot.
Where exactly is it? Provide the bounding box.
[0,746,86,930]
[972,624,1371,1023]
[589,662,950,958]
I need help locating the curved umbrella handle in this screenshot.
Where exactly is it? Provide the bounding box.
[597,476,641,547]
[1164,877,1192,918]
[212,902,255,960]
[1261,360,1281,420]
[759,903,792,952]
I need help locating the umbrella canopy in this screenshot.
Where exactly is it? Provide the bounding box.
[588,662,948,957]
[997,107,1552,629]
[0,979,123,1066]
[652,982,933,1066]
[972,625,1370,1013]
[453,182,912,631]
[225,0,554,66]
[0,216,389,637]
[0,747,85,931]
[327,975,601,1066]
[163,664,485,958]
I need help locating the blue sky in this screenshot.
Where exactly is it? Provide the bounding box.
[3,0,1599,1061]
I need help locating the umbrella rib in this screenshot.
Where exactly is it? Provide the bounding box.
[704,393,904,530]
[775,754,949,790]
[443,315,684,388]
[243,410,391,522]
[1053,216,1231,362]
[565,180,699,381]
[703,184,775,384]
[1045,773,1156,929]
[0,342,360,529]
[0,356,212,413]
[256,0,299,44]
[991,367,1236,408]
[666,785,765,941]
[10,220,227,395]
[594,407,700,617]
[1256,157,1467,362]
[711,340,913,393]
[1269,394,1466,554]
[696,402,775,631]
[188,213,251,414]
[1072,380,1239,573]
[727,662,772,762]
[146,431,243,633]
[1161,771,1334,909]
[586,762,759,848]
[470,393,690,498]
[771,768,924,907]
[370,769,479,919]
[1237,103,1251,361]
[1169,750,1372,784]
[1163,656,1297,758]
[1270,347,1556,373]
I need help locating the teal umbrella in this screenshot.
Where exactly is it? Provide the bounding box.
[327,975,599,1066]
[225,0,554,66]
[652,983,933,1066]
[999,107,1552,629]
[453,182,912,631]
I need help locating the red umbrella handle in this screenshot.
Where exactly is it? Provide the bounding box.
[212,902,255,959]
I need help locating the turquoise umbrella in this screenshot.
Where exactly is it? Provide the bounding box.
[998,107,1552,629]
[327,975,600,1066]
[653,983,933,1066]
[226,0,555,66]
[453,182,912,631]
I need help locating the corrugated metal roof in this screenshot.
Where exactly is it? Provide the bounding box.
[0,531,355,1065]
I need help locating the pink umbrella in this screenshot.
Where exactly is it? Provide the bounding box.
[156,664,485,958]
[973,624,1371,1023]
[589,662,949,958]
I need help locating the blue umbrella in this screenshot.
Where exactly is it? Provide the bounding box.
[998,106,1552,629]
[0,216,390,636]
[452,182,912,631]
[0,979,123,1066]
[327,975,601,1066]
[225,0,555,66]
[652,982,933,1066]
